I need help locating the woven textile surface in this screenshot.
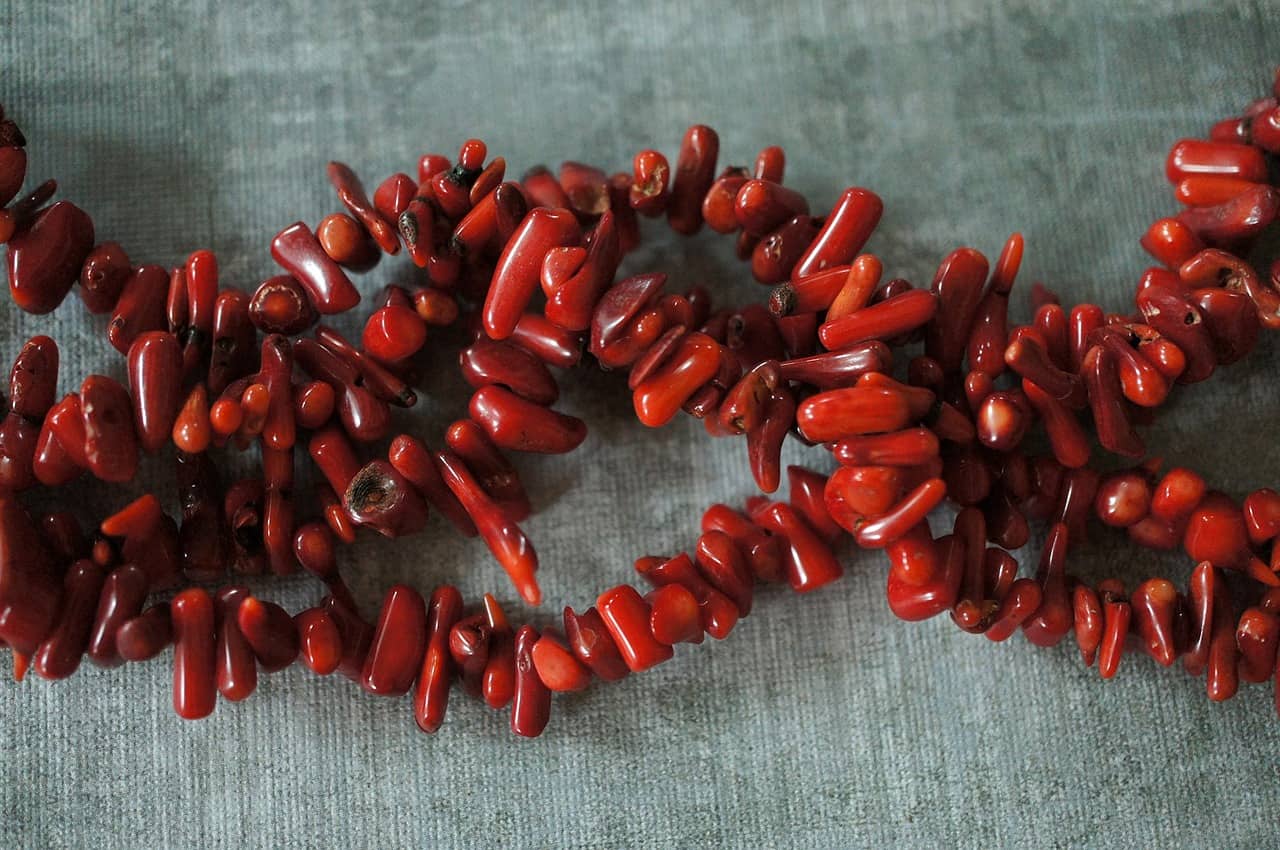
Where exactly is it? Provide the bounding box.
[2,1,1279,847]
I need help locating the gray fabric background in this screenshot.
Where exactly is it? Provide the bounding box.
[2,1,1279,847]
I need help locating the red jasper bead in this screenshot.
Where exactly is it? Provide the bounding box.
[361,584,427,697]
[597,584,674,672]
[362,305,427,363]
[170,588,217,720]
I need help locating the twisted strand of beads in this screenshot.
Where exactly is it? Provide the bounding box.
[0,67,1279,737]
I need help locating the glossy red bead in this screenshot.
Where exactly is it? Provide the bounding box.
[597,584,674,672]
[6,201,94,314]
[170,588,217,720]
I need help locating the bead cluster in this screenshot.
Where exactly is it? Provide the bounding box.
[1,68,1280,738]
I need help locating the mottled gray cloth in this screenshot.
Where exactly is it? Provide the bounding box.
[2,1,1279,848]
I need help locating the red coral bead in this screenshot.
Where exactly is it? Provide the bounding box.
[597,585,673,672]
[362,305,427,363]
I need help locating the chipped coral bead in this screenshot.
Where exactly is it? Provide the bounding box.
[646,583,703,645]
[752,214,820,285]
[666,125,719,235]
[531,632,590,693]
[78,241,131,314]
[295,607,342,675]
[170,587,217,720]
[469,385,586,454]
[563,605,630,681]
[32,559,106,680]
[214,586,257,702]
[818,289,938,351]
[437,449,540,605]
[597,584,674,672]
[1097,591,1131,680]
[108,264,169,355]
[885,525,962,621]
[80,375,139,482]
[1235,607,1280,684]
[511,625,552,738]
[636,553,739,639]
[328,161,399,254]
[1183,491,1251,571]
[317,212,378,272]
[126,331,183,454]
[344,459,430,539]
[1130,578,1179,667]
[117,603,173,662]
[362,305,427,363]
[1165,138,1268,183]
[630,149,670,216]
[632,332,721,428]
[792,187,883,280]
[270,221,361,315]
[795,385,913,444]
[752,502,843,593]
[1243,489,1280,546]
[361,584,427,697]
[249,274,318,336]
[483,207,582,340]
[1094,470,1151,528]
[6,201,95,314]
[236,597,299,672]
[86,563,149,668]
[983,578,1042,642]
[735,179,809,237]
[1022,523,1072,647]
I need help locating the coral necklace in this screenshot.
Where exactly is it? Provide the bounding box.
[1,67,1279,738]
